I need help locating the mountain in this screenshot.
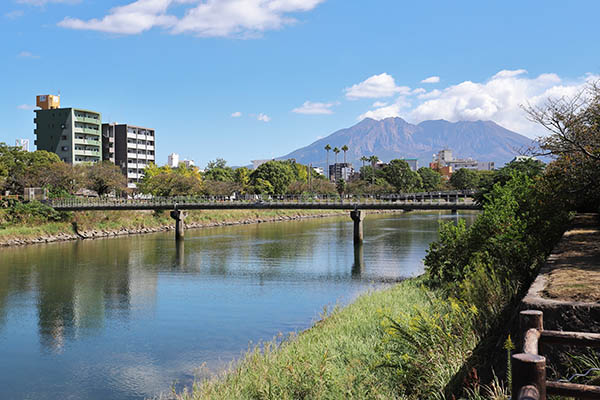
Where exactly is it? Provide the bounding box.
[278,117,537,168]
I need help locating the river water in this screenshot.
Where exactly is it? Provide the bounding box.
[0,211,476,399]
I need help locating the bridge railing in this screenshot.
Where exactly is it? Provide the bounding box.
[45,190,477,209]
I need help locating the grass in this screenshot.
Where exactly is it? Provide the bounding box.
[0,209,348,244]
[171,279,487,400]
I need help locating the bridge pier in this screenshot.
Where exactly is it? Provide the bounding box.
[350,210,365,244]
[170,209,187,241]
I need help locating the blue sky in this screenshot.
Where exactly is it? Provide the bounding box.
[2,0,599,167]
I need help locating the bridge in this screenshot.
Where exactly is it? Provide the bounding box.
[45,190,480,243]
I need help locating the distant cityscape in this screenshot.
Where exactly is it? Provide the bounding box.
[29,94,499,191]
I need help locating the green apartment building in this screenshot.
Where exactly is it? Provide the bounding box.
[34,95,102,164]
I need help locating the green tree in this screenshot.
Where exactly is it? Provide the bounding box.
[384,159,423,192]
[250,161,296,194]
[449,168,480,190]
[333,147,340,164]
[341,145,349,163]
[234,167,251,193]
[417,167,442,191]
[336,178,346,196]
[138,163,203,197]
[324,144,331,179]
[204,158,235,182]
[368,155,379,184]
[84,161,127,196]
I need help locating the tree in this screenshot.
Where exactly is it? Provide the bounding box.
[360,156,368,169]
[526,83,600,162]
[368,155,379,184]
[84,161,127,196]
[418,167,442,191]
[384,159,423,192]
[449,168,480,190]
[525,83,600,211]
[333,147,340,164]
[341,145,349,163]
[234,167,251,193]
[204,158,235,182]
[324,144,331,179]
[250,161,296,194]
[336,178,346,196]
[138,163,203,197]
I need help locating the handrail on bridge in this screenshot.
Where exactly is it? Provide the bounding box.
[45,190,477,209]
[513,310,600,400]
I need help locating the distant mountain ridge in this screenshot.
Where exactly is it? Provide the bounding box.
[278,117,536,168]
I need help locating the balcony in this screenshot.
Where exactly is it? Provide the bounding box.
[74,115,100,125]
[74,138,100,146]
[74,127,101,135]
[74,149,101,157]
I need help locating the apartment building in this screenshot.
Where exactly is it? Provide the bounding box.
[102,123,156,189]
[329,162,354,181]
[34,95,102,164]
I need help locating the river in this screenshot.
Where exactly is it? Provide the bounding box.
[0,211,476,399]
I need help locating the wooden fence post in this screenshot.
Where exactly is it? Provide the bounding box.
[512,353,546,400]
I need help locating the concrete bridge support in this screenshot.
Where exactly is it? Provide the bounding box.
[170,209,187,241]
[350,210,365,244]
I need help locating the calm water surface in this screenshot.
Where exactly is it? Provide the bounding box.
[0,212,476,399]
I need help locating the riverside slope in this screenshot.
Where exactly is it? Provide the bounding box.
[279,117,536,168]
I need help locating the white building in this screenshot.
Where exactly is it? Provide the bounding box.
[432,149,494,171]
[181,159,195,168]
[168,153,180,168]
[15,139,29,152]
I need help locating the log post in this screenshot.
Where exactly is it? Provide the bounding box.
[520,310,543,352]
[350,209,365,244]
[512,353,546,400]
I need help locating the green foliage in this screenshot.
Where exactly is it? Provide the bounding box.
[250,161,296,194]
[138,163,203,196]
[204,158,235,182]
[335,178,346,196]
[2,201,64,225]
[449,168,480,190]
[383,159,423,192]
[83,161,127,196]
[418,167,442,191]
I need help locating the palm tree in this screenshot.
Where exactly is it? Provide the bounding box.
[369,155,379,184]
[360,156,368,168]
[333,147,340,164]
[324,144,331,180]
[341,145,349,163]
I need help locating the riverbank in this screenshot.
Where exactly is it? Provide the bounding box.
[0,209,418,248]
[0,209,353,247]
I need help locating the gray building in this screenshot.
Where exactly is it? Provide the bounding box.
[329,162,354,181]
[102,123,156,189]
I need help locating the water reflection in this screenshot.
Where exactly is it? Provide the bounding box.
[0,211,477,400]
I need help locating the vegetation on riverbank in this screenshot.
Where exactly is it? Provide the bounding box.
[0,207,347,244]
[173,164,568,400]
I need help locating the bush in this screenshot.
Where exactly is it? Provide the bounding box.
[6,201,65,225]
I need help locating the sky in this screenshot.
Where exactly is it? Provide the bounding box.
[2,0,599,168]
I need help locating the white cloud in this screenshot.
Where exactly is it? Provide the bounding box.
[372,101,387,108]
[292,101,336,115]
[358,69,599,137]
[5,10,25,19]
[345,73,410,99]
[421,76,440,84]
[359,97,411,121]
[257,113,271,122]
[17,104,35,110]
[17,51,40,59]
[231,111,242,118]
[58,0,326,37]
[17,0,80,5]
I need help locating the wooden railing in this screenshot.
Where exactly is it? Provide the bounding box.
[513,310,600,399]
